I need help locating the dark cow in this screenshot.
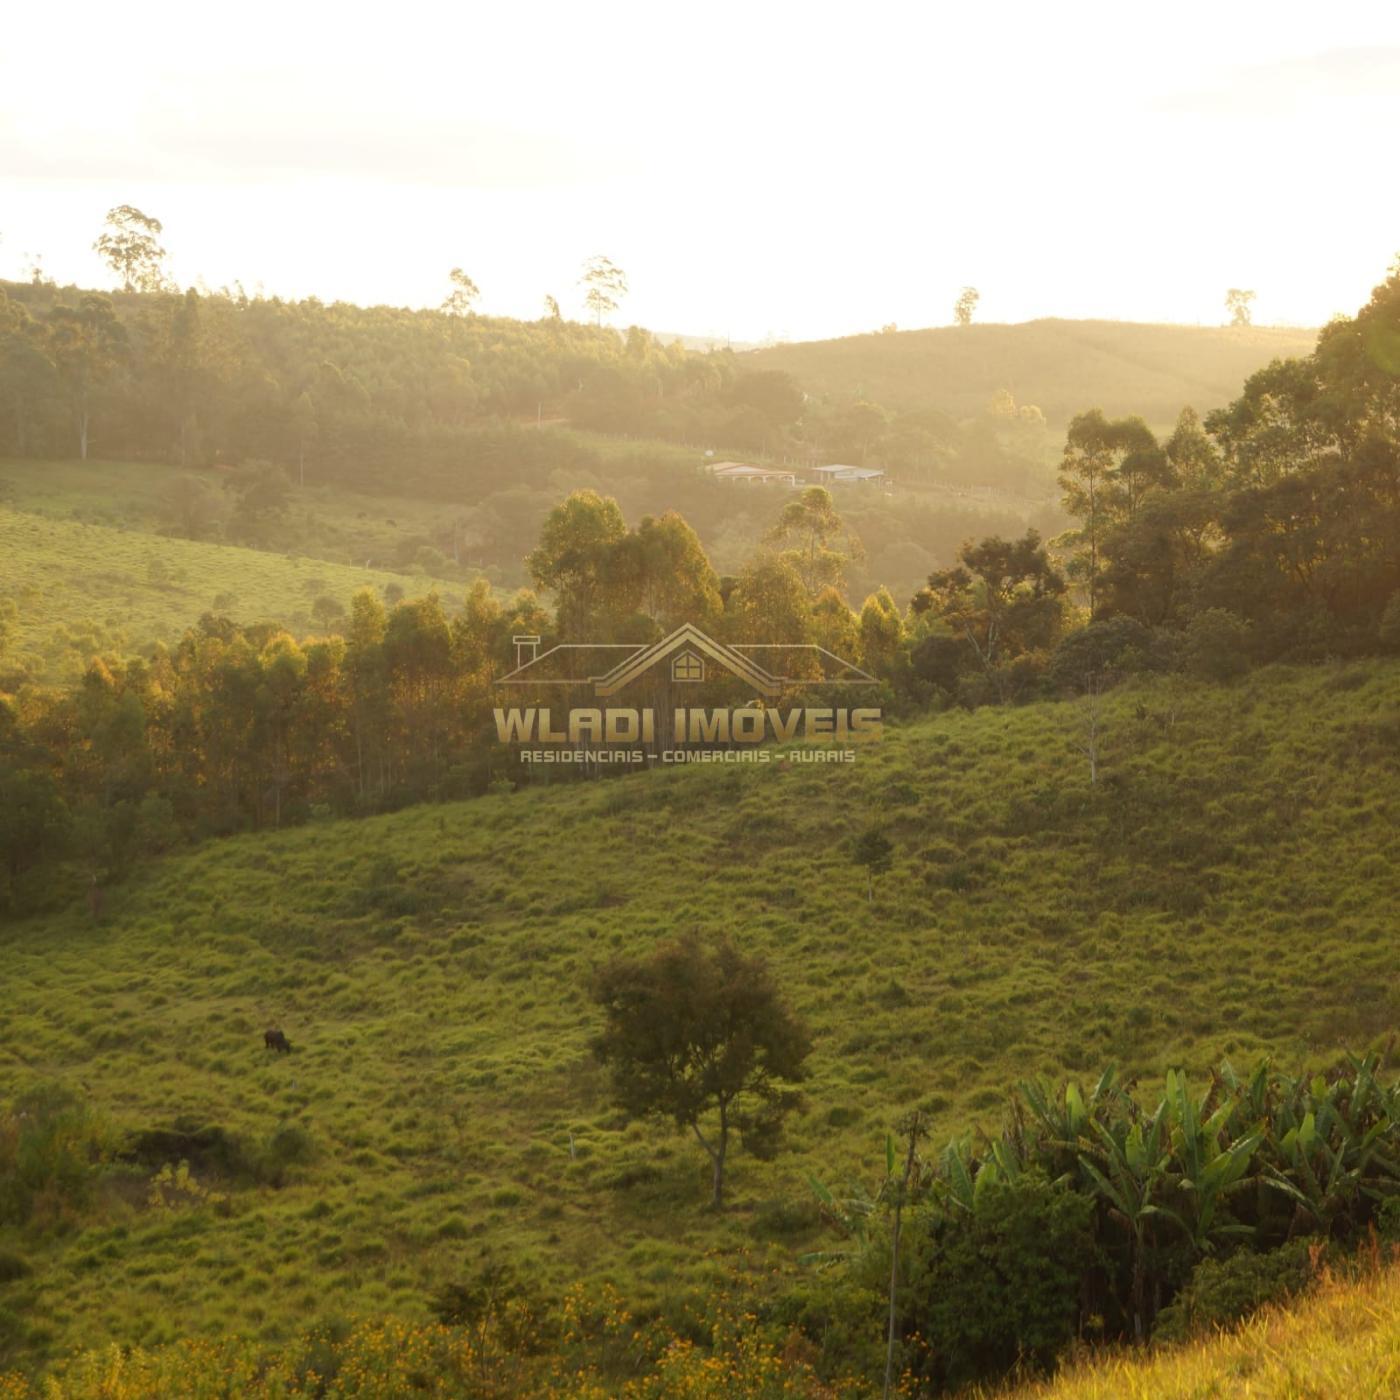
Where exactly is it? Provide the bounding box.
[264,1028,292,1054]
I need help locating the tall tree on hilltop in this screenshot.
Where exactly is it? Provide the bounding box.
[93,205,169,293]
[442,269,480,316]
[580,255,628,325]
[954,286,980,326]
[1225,288,1256,327]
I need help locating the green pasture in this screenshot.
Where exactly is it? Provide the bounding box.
[0,504,461,685]
[1,660,1396,1370]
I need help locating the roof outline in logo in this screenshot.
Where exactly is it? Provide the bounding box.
[497,622,877,699]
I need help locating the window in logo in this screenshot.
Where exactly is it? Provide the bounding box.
[672,652,704,683]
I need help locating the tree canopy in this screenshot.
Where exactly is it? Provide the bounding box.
[590,936,811,1207]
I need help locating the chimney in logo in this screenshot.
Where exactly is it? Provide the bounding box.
[514,635,540,668]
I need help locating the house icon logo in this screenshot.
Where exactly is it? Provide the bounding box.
[498,623,877,699]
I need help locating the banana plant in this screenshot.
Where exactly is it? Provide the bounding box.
[1073,1101,1179,1341]
[1257,1053,1400,1235]
[1017,1064,1121,1177]
[800,1134,896,1267]
[924,1134,1020,1216]
[1161,1068,1263,1253]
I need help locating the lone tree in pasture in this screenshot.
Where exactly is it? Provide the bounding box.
[543,293,561,320]
[580,255,628,325]
[853,826,894,901]
[442,268,480,316]
[94,205,169,293]
[1225,288,1256,326]
[953,286,980,326]
[591,936,811,1209]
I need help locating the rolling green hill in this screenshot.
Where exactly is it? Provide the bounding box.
[743,320,1320,430]
[0,504,462,686]
[2,659,1397,1374]
[0,452,1053,687]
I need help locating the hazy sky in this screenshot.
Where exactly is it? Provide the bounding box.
[3,2,1399,341]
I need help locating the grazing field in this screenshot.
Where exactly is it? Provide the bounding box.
[743,320,1320,430]
[0,457,480,565]
[0,505,460,685]
[1,659,1397,1375]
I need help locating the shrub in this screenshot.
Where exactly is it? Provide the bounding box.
[1153,1240,1318,1343]
[254,1124,316,1187]
[0,1086,109,1230]
[124,1119,313,1190]
[891,1171,1099,1392]
[1048,617,1153,692]
[751,1196,822,1241]
[1182,608,1252,681]
[770,1272,886,1385]
[1380,591,1400,654]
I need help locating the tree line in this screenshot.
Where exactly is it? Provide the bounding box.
[1,203,1053,504]
[0,274,1045,494]
[916,261,1400,703]
[2,262,1398,912]
[0,485,902,913]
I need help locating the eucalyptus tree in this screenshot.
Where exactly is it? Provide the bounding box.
[579,254,628,325]
[45,295,125,459]
[442,268,480,316]
[93,205,169,292]
[1225,288,1256,326]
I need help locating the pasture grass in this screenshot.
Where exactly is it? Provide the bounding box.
[980,1253,1400,1399]
[1,659,1398,1375]
[0,503,460,685]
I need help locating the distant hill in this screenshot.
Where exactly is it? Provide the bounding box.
[651,329,761,352]
[741,319,1320,429]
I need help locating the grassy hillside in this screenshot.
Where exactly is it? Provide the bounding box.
[744,320,1319,430]
[0,454,1054,684]
[0,457,480,563]
[981,1258,1400,1399]
[2,659,1397,1373]
[0,504,461,685]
